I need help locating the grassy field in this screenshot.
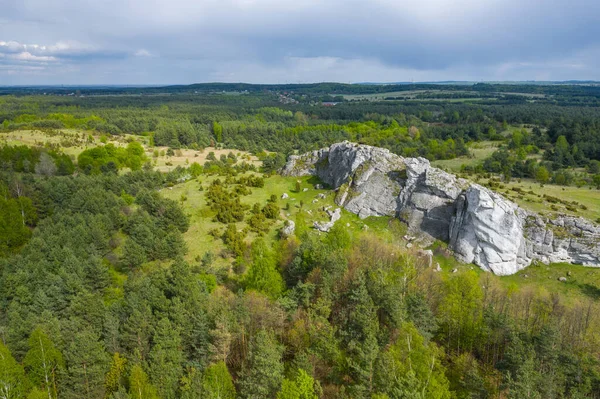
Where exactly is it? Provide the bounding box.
[432,141,500,172]
[0,128,258,172]
[341,90,489,101]
[160,173,411,268]
[478,178,600,221]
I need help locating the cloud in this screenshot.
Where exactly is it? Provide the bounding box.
[9,52,57,62]
[134,49,152,57]
[1,0,600,84]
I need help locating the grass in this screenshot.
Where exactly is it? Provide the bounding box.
[1,128,257,173]
[341,90,489,102]
[161,173,410,266]
[501,262,600,302]
[482,178,600,221]
[432,141,500,173]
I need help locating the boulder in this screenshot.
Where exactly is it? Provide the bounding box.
[281,193,289,199]
[282,220,295,237]
[314,208,342,232]
[282,141,600,275]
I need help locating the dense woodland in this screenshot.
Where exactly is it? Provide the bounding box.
[1,83,600,398]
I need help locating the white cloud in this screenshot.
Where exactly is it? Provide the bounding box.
[134,49,152,57]
[9,52,57,62]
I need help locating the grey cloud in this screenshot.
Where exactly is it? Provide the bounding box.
[1,0,600,84]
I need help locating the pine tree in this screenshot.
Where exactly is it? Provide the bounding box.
[238,329,284,399]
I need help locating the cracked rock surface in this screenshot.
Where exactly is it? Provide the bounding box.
[282,141,600,275]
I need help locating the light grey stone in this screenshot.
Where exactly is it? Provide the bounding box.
[314,208,342,232]
[282,141,600,275]
[282,220,295,237]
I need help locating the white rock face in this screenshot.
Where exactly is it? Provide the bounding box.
[282,141,600,275]
[449,185,530,275]
[314,208,342,232]
[282,220,295,236]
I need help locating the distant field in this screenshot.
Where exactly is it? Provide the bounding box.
[341,90,488,101]
[0,128,258,172]
[432,140,500,172]
[491,178,600,221]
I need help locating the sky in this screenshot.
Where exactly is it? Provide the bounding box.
[1,0,600,85]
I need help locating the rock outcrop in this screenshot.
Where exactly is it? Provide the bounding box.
[314,208,342,232]
[282,141,600,275]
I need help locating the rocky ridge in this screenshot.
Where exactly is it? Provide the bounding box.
[282,141,600,275]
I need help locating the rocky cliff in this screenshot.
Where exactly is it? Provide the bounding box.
[282,141,600,275]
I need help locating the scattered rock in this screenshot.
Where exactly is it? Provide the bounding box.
[282,220,295,237]
[303,188,309,192]
[406,243,413,248]
[317,193,326,199]
[281,193,289,199]
[558,276,567,282]
[314,208,342,232]
[314,184,323,189]
[435,263,442,272]
[567,271,572,276]
[417,249,434,268]
[312,199,319,204]
[451,268,458,273]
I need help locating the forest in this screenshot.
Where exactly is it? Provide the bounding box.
[1,82,600,399]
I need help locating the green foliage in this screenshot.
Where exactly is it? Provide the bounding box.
[0,341,28,399]
[77,142,147,174]
[374,323,451,399]
[24,328,64,399]
[202,361,236,399]
[277,369,319,399]
[238,329,284,399]
[245,238,284,299]
[104,353,127,398]
[129,365,159,399]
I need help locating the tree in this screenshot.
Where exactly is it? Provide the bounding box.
[245,238,284,299]
[63,328,110,399]
[128,365,159,399]
[148,318,183,399]
[534,166,550,184]
[202,361,236,399]
[374,323,451,399]
[438,270,483,354]
[24,328,64,399]
[506,356,542,399]
[238,329,284,399]
[277,369,319,399]
[35,153,57,176]
[104,353,126,398]
[0,341,28,399]
[213,122,223,143]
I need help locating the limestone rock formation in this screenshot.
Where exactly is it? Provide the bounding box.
[314,208,342,232]
[282,141,600,275]
[282,220,295,237]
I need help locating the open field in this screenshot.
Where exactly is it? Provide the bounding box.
[341,90,488,101]
[432,140,500,172]
[0,128,258,172]
[481,178,600,221]
[160,174,409,267]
